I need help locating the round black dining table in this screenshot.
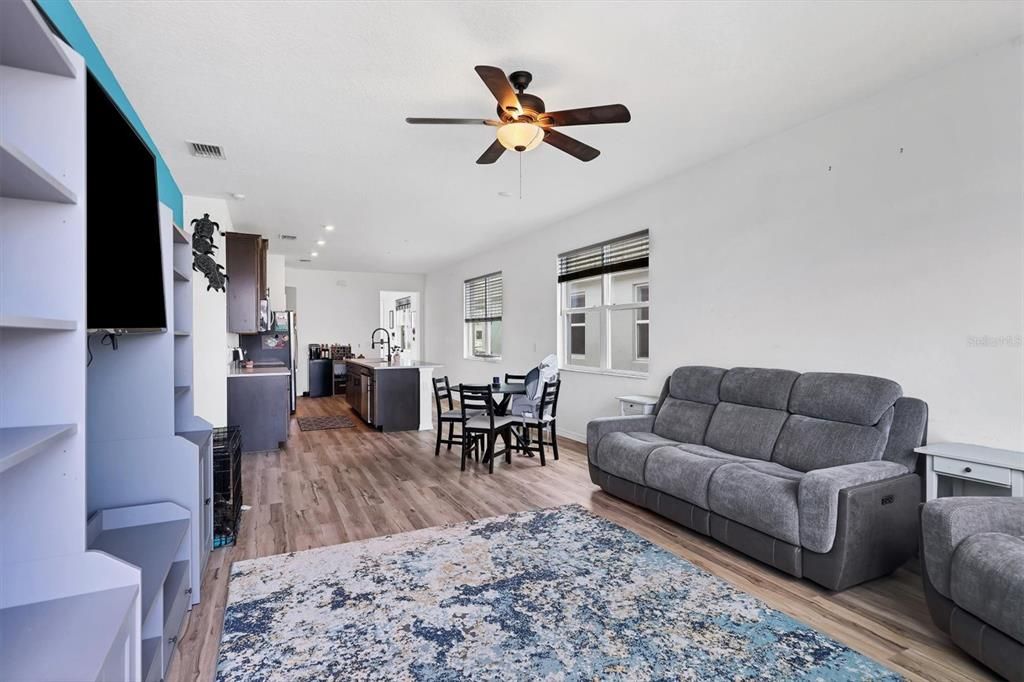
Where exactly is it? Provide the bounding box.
[490,382,526,415]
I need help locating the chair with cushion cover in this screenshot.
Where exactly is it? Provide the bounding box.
[432,376,476,457]
[459,384,517,473]
[512,379,561,465]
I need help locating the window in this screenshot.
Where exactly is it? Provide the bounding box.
[464,272,502,359]
[569,292,586,358]
[558,231,649,375]
[634,283,649,361]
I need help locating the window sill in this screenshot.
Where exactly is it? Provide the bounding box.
[464,356,503,364]
[558,365,648,380]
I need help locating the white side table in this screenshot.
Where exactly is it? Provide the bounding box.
[915,442,1024,501]
[615,395,659,416]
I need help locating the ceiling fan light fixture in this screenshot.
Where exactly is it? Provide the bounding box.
[497,121,544,152]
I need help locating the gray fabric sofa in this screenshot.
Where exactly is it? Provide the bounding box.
[920,497,1024,681]
[587,366,928,591]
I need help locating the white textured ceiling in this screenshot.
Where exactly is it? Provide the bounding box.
[72,0,1021,273]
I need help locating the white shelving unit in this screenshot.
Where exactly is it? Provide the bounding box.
[0,4,141,680]
[86,201,214,682]
[87,503,191,682]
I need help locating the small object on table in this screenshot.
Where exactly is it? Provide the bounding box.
[492,376,500,387]
[244,360,254,369]
[615,395,658,416]
[914,442,1024,501]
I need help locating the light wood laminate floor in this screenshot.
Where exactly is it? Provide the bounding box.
[167,395,994,681]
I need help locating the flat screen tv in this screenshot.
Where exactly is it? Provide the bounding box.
[86,70,167,333]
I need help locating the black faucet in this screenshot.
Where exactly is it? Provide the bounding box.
[370,327,393,359]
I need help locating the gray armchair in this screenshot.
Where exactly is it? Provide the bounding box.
[921,497,1024,681]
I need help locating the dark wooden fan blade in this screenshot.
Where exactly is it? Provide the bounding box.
[476,139,506,165]
[475,65,521,115]
[540,104,631,127]
[406,117,501,126]
[543,129,600,162]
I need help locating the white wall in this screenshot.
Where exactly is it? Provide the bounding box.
[185,195,235,427]
[267,254,286,312]
[286,268,426,394]
[425,42,1024,448]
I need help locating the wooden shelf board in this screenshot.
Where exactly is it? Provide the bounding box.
[172,266,190,282]
[89,518,189,623]
[0,139,77,204]
[176,429,212,448]
[0,585,137,682]
[174,385,190,396]
[0,0,77,78]
[172,224,189,244]
[0,423,77,474]
[174,330,190,337]
[0,315,77,331]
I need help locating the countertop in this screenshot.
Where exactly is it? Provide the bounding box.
[345,358,443,371]
[228,364,291,378]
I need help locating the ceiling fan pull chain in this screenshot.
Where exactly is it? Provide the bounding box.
[519,151,524,200]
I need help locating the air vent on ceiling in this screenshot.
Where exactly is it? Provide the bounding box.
[278,234,297,241]
[298,258,312,263]
[188,141,225,159]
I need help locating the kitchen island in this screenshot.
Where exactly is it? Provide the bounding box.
[227,364,291,452]
[345,358,442,431]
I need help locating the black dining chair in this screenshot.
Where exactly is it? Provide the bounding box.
[459,384,517,473]
[513,379,562,465]
[432,376,475,457]
[504,372,527,384]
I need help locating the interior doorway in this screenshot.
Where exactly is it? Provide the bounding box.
[379,290,420,362]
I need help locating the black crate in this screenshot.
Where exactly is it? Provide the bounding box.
[213,425,242,548]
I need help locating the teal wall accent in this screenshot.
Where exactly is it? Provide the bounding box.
[36,0,184,226]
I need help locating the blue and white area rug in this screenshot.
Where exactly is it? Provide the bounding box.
[217,504,899,681]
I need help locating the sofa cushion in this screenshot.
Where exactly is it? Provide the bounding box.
[594,432,676,484]
[740,460,805,481]
[922,497,1024,598]
[771,409,893,472]
[676,444,749,461]
[645,446,740,509]
[653,398,715,443]
[788,372,902,426]
[719,367,799,410]
[668,366,726,403]
[707,463,801,545]
[950,532,1024,644]
[704,402,788,461]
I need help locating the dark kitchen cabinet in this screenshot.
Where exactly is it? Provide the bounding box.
[226,232,269,333]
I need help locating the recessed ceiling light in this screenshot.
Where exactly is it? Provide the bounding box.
[230,192,246,200]
[324,224,335,231]
[311,251,319,257]
[316,239,326,246]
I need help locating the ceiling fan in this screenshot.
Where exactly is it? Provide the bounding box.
[406,66,631,164]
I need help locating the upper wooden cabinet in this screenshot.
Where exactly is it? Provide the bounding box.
[226,232,269,334]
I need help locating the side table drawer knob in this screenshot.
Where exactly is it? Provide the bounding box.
[964,466,972,473]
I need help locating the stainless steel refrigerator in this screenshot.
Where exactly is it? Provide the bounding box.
[239,310,297,413]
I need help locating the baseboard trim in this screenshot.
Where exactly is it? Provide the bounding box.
[558,429,586,444]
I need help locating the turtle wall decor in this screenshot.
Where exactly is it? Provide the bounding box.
[190,213,228,291]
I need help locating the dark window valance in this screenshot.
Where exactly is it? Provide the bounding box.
[557,230,649,283]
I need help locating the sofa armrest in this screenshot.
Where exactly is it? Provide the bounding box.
[921,497,1024,598]
[799,460,910,553]
[586,415,656,463]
